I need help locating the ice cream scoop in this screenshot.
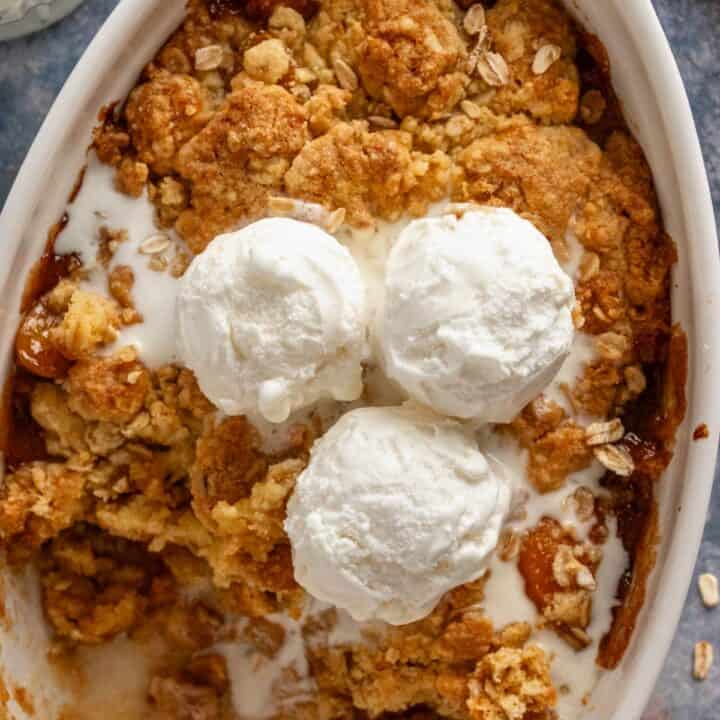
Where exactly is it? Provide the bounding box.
[176,218,368,422]
[285,405,510,624]
[380,207,575,423]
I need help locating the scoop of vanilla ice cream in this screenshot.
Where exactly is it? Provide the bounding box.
[285,405,510,624]
[380,208,575,423]
[176,218,367,423]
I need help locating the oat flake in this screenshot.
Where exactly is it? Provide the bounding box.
[699,573,719,608]
[694,641,714,681]
[532,44,562,75]
[477,52,509,87]
[593,444,634,477]
[139,234,171,255]
[463,4,486,36]
[195,44,224,72]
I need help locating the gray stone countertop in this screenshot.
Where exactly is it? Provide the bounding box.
[0,1,718,717]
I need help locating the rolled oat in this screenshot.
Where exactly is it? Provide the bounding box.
[532,44,562,75]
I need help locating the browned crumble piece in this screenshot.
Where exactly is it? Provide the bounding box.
[436,610,494,661]
[115,156,150,197]
[124,72,213,176]
[358,0,467,118]
[40,526,175,644]
[307,580,509,718]
[208,457,305,559]
[572,360,620,418]
[151,176,190,228]
[306,84,351,136]
[50,288,121,360]
[242,616,286,656]
[509,397,566,447]
[149,653,230,720]
[151,2,248,79]
[0,463,89,559]
[159,600,225,651]
[97,226,128,267]
[170,247,193,278]
[467,645,556,720]
[217,582,280,618]
[285,120,449,227]
[485,0,580,124]
[30,382,88,457]
[527,422,592,493]
[92,122,130,167]
[190,416,269,525]
[174,80,308,252]
[453,125,602,247]
[575,269,626,335]
[66,348,150,424]
[107,265,136,309]
[161,545,213,586]
[244,37,291,83]
[509,400,592,493]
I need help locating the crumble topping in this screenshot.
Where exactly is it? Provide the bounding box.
[0,0,686,717]
[149,652,231,720]
[467,645,556,720]
[285,120,451,226]
[173,79,309,252]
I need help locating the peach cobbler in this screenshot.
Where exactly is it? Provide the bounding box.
[0,0,687,718]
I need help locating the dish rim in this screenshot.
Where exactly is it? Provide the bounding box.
[590,1,720,717]
[0,0,718,717]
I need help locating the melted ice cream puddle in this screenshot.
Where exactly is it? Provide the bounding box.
[56,156,184,367]
[216,600,384,719]
[479,427,628,716]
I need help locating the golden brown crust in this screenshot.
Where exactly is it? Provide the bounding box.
[125,72,213,175]
[175,80,308,251]
[285,120,449,226]
[51,287,122,361]
[308,580,555,720]
[358,0,466,117]
[508,399,592,493]
[0,463,89,559]
[66,348,150,424]
[191,416,268,517]
[467,645,556,720]
[486,0,580,124]
[39,526,176,644]
[453,125,602,247]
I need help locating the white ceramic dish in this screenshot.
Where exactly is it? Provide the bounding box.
[0,0,717,717]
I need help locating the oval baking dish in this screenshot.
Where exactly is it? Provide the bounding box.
[0,1,717,718]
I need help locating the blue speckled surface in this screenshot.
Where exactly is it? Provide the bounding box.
[0,1,718,717]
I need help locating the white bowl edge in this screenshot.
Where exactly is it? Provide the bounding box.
[0,0,717,717]
[568,1,720,718]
